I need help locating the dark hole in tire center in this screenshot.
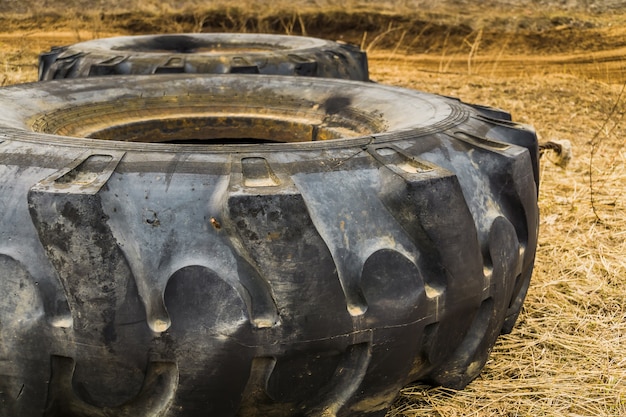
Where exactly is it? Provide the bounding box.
[31,95,384,145]
[83,116,363,144]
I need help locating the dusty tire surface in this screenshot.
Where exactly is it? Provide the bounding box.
[0,74,538,417]
[38,33,368,81]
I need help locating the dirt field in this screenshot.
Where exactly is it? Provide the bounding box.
[1,1,625,416]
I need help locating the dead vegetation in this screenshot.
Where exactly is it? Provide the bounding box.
[1,1,625,416]
[374,58,626,415]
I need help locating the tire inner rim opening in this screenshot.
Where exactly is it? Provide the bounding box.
[30,100,382,144]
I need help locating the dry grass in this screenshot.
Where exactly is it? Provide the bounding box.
[1,2,625,416]
[372,63,626,417]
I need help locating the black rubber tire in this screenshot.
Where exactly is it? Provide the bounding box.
[0,75,538,417]
[38,33,368,81]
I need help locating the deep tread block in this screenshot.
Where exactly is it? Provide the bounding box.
[227,171,350,340]
[153,57,187,74]
[427,216,520,389]
[88,56,129,76]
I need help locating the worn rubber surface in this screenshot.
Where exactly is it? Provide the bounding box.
[38,33,368,81]
[0,75,538,417]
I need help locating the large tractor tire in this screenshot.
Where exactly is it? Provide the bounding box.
[0,74,538,417]
[38,33,368,81]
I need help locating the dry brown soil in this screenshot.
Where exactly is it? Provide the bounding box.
[1,2,625,416]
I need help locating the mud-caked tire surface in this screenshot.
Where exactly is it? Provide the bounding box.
[0,74,538,417]
[38,33,368,81]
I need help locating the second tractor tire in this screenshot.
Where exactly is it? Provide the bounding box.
[38,33,369,81]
